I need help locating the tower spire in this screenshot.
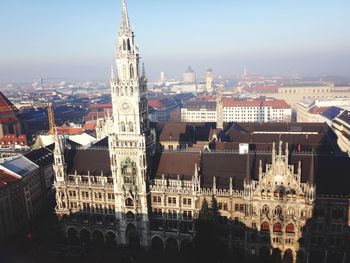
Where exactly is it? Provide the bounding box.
[120,0,131,30]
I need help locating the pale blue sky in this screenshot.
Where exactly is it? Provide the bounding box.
[0,0,349,82]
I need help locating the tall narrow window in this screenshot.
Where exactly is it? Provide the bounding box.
[123,40,126,50]
[121,122,126,132]
[127,39,131,51]
[129,122,134,132]
[130,64,134,79]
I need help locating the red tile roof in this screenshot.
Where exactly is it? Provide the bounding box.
[83,121,97,130]
[0,92,18,114]
[90,103,112,109]
[148,99,165,109]
[57,127,84,135]
[0,134,28,146]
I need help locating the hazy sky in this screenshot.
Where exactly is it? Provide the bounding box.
[0,0,349,82]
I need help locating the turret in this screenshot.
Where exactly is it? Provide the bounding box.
[53,131,66,183]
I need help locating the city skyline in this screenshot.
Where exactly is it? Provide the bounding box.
[0,0,350,82]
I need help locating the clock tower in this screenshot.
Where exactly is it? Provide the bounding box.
[109,0,153,248]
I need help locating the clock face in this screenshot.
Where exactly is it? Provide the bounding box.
[121,101,130,112]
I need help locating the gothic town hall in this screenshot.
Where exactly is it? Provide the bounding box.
[54,1,350,263]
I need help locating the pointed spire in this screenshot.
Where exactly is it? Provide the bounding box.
[120,0,131,30]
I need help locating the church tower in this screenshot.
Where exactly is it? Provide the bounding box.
[216,84,224,129]
[109,0,153,248]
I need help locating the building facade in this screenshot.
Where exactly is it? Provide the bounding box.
[181,99,292,123]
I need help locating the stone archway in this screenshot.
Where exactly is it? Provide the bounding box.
[105,231,117,247]
[151,236,164,252]
[126,224,140,249]
[93,230,104,246]
[283,249,294,263]
[271,248,283,263]
[67,228,79,244]
[165,238,178,253]
[80,229,91,244]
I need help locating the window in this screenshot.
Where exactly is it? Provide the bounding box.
[70,202,77,209]
[121,122,126,132]
[69,191,76,197]
[183,198,192,206]
[107,193,115,200]
[128,122,134,132]
[95,192,102,199]
[153,208,162,217]
[82,203,90,211]
[168,210,177,219]
[261,222,270,232]
[168,197,176,205]
[82,191,89,199]
[286,224,294,233]
[153,196,161,203]
[183,211,192,220]
[273,223,282,233]
[125,198,134,207]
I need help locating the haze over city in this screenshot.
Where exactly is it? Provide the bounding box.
[0,0,350,82]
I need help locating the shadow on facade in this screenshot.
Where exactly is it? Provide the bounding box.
[58,205,318,263]
[297,197,350,263]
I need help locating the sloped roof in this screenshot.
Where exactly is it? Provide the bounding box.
[0,169,21,189]
[153,151,200,180]
[0,92,18,114]
[1,156,38,177]
[66,148,111,176]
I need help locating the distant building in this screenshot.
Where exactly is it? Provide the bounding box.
[148,98,179,122]
[332,110,350,156]
[297,98,350,123]
[183,66,196,84]
[181,98,292,123]
[0,155,44,241]
[249,83,350,109]
[0,92,28,148]
[206,68,214,93]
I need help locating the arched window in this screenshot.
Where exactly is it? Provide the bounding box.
[274,206,282,216]
[261,222,270,232]
[273,223,282,232]
[121,122,126,132]
[127,39,131,50]
[286,224,294,233]
[262,205,269,216]
[129,122,134,132]
[123,40,126,50]
[130,87,133,95]
[130,64,134,79]
[125,198,134,207]
[126,211,135,219]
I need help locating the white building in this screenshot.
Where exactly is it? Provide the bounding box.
[181,99,292,123]
[297,98,350,123]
